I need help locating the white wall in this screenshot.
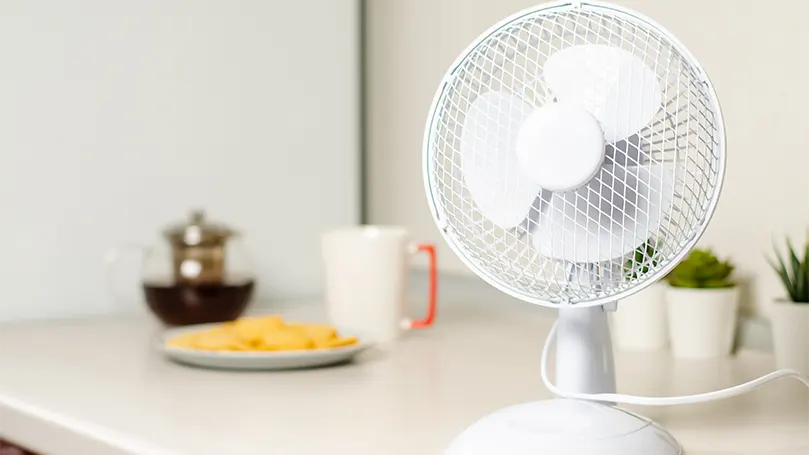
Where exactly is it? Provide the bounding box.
[367,0,809,317]
[0,0,360,321]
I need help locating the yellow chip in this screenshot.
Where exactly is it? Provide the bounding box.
[194,327,251,351]
[232,316,286,345]
[166,332,198,349]
[233,315,285,330]
[319,336,358,349]
[165,316,356,353]
[289,323,337,345]
[258,329,313,351]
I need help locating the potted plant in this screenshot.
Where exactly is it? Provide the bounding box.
[611,240,668,351]
[767,233,808,375]
[665,249,738,358]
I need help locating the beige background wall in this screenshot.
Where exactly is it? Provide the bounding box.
[0,0,360,322]
[366,0,809,317]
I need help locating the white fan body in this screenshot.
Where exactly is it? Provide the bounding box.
[423,1,726,454]
[444,306,680,455]
[446,400,678,455]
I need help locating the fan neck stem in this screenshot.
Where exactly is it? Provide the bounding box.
[555,305,616,395]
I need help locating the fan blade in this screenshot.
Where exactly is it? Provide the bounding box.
[531,164,675,263]
[543,45,662,143]
[461,92,542,228]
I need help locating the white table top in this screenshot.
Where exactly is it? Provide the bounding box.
[1,302,807,455]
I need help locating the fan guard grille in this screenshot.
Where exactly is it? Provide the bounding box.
[424,2,724,307]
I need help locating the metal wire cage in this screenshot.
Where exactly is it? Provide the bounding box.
[423,1,725,307]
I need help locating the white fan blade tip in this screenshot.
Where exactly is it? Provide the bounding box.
[543,44,663,144]
[461,92,541,228]
[531,164,676,263]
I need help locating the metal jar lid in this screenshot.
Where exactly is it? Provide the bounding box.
[163,210,237,247]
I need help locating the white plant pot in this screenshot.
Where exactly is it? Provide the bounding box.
[611,282,668,352]
[770,300,809,376]
[666,286,739,359]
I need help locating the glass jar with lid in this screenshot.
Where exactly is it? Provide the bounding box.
[107,210,255,326]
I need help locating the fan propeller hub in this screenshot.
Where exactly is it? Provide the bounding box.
[515,102,606,192]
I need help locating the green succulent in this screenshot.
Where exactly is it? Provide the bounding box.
[666,248,735,289]
[625,240,659,281]
[767,232,809,303]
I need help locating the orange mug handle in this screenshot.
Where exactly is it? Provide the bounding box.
[409,243,438,329]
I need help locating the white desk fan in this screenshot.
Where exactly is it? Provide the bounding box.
[422,1,809,454]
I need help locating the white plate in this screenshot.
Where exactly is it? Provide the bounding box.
[159,323,370,371]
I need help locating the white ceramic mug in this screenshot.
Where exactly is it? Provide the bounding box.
[321,226,438,343]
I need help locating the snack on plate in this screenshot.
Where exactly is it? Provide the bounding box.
[165,316,358,352]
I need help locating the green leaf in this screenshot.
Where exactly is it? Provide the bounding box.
[768,234,809,302]
[787,238,801,297]
[771,240,796,299]
[624,239,659,282]
[702,279,735,288]
[800,234,809,302]
[669,248,735,289]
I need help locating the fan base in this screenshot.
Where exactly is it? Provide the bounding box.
[444,399,680,455]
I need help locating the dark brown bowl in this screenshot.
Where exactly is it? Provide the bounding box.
[143,280,254,326]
